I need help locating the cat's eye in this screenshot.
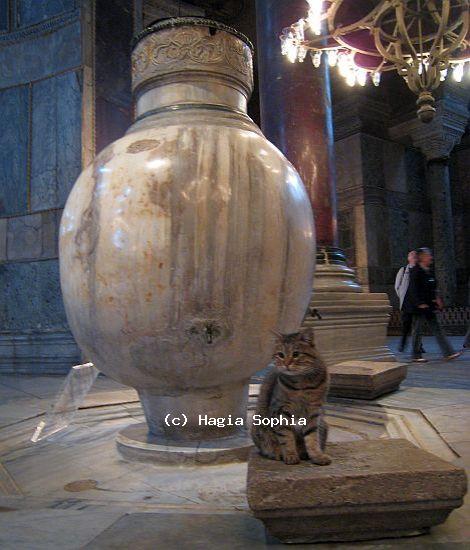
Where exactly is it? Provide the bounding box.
[277,352,285,359]
[292,351,300,358]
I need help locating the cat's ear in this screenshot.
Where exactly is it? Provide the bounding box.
[270,329,284,340]
[300,327,315,346]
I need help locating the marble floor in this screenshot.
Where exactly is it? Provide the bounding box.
[0,337,469,549]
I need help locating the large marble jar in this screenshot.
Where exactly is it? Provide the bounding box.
[59,18,315,442]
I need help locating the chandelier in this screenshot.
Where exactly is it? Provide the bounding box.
[280,1,470,122]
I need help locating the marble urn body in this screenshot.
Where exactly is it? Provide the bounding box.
[59,18,315,440]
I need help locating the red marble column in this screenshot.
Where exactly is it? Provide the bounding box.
[255,0,338,247]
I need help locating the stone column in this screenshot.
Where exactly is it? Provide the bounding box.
[255,0,337,247]
[390,85,469,305]
[255,0,362,295]
[255,0,405,399]
[427,158,456,304]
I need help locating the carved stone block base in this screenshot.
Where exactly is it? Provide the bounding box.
[329,360,408,399]
[247,439,467,544]
[306,290,395,366]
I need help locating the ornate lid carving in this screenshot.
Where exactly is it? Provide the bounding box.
[132,17,254,97]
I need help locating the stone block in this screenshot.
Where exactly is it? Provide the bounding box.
[31,71,82,210]
[329,360,408,399]
[0,86,29,216]
[247,439,467,544]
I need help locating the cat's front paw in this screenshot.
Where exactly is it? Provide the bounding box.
[310,453,331,466]
[283,451,300,465]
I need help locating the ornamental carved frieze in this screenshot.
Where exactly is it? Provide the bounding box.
[132,26,253,93]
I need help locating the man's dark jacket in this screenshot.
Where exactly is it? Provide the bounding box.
[407,265,438,313]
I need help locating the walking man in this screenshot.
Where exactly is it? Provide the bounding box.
[395,250,418,352]
[463,325,470,351]
[408,248,461,363]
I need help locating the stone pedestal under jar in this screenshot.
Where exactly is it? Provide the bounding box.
[59,18,316,463]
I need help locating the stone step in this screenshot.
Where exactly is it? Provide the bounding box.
[312,292,390,301]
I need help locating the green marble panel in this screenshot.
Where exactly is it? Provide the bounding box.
[0,85,29,216]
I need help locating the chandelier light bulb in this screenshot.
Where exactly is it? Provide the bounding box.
[356,68,367,86]
[346,69,356,87]
[307,0,323,36]
[298,45,308,62]
[453,63,464,82]
[440,68,448,82]
[328,50,338,67]
[311,50,322,68]
[338,54,350,77]
[287,43,298,63]
[372,72,381,86]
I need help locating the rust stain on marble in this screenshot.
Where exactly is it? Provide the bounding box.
[126,139,161,153]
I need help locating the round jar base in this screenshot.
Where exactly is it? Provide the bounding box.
[116,423,253,465]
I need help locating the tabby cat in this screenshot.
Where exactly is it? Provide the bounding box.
[251,327,331,465]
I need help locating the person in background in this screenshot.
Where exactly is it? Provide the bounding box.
[463,325,470,351]
[408,248,461,363]
[395,250,418,352]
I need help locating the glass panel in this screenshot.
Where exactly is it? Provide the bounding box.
[31,362,99,442]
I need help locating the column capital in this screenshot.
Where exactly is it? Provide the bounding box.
[333,92,391,141]
[390,85,469,160]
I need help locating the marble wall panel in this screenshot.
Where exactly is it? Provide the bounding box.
[142,0,204,26]
[338,208,355,265]
[408,210,433,251]
[388,208,409,267]
[0,219,6,260]
[31,70,82,210]
[383,141,407,193]
[0,85,29,216]
[5,210,60,261]
[0,1,8,31]
[15,0,77,28]
[364,204,390,268]
[334,134,362,193]
[0,20,81,88]
[405,148,427,195]
[451,147,470,277]
[94,0,133,153]
[41,210,60,258]
[7,213,42,260]
[0,259,67,330]
[360,135,385,190]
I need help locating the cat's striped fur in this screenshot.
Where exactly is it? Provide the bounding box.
[251,327,331,465]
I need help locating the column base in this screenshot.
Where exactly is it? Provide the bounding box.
[305,247,401,398]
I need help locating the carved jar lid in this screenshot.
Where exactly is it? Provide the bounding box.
[132,17,254,98]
